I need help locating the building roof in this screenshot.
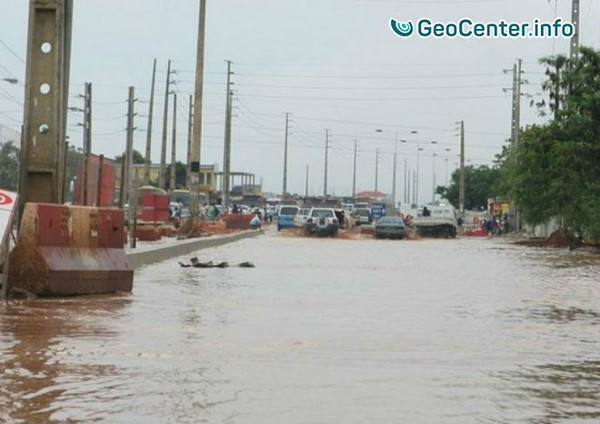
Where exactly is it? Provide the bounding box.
[355,190,386,198]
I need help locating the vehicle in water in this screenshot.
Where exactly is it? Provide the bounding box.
[277,205,300,231]
[294,208,310,227]
[413,205,458,238]
[304,207,339,237]
[374,216,408,239]
[354,208,371,226]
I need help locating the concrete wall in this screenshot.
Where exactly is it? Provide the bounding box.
[127,231,261,269]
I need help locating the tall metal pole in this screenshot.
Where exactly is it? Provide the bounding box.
[282,112,290,196]
[352,140,357,198]
[459,120,465,214]
[159,59,171,190]
[570,0,580,60]
[170,93,177,191]
[186,94,193,190]
[323,129,330,197]
[222,60,233,208]
[144,58,157,186]
[191,0,207,211]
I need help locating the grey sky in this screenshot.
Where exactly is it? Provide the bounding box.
[1,0,599,199]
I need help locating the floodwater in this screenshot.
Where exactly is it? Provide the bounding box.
[1,233,599,423]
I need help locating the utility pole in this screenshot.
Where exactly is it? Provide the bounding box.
[458,120,465,214]
[323,129,330,197]
[403,158,408,204]
[515,59,522,146]
[282,112,290,196]
[305,165,309,199]
[82,82,92,206]
[159,59,172,190]
[190,0,207,212]
[221,60,233,208]
[20,0,72,210]
[170,93,177,191]
[144,58,157,186]
[126,87,136,248]
[186,94,193,189]
[570,0,580,60]
[392,139,397,212]
[374,148,379,192]
[352,140,357,198]
[431,153,437,203]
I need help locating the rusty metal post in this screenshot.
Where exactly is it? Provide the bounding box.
[20,0,73,212]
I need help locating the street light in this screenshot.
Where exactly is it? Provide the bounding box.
[432,153,437,202]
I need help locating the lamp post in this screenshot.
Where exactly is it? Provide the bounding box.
[375,129,382,192]
[432,153,437,202]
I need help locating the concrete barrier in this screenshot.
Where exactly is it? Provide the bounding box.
[127,230,262,269]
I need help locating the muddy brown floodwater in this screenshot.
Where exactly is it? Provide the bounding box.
[1,233,599,423]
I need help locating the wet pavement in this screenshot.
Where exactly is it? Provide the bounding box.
[1,233,599,423]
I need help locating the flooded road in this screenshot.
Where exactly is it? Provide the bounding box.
[1,233,599,423]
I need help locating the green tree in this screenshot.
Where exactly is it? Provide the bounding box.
[165,161,187,191]
[436,164,501,211]
[114,149,145,164]
[0,141,19,190]
[498,46,600,239]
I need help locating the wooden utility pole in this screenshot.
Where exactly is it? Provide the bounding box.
[170,93,177,191]
[159,59,172,190]
[352,140,357,198]
[458,120,465,214]
[191,0,207,211]
[144,58,157,186]
[282,112,290,196]
[186,94,193,189]
[221,60,233,208]
[323,129,330,197]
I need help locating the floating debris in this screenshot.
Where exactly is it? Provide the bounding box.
[178,257,254,268]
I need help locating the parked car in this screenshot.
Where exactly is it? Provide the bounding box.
[304,208,339,237]
[294,208,310,227]
[374,216,408,239]
[277,205,300,231]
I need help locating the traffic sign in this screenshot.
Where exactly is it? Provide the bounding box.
[0,189,18,247]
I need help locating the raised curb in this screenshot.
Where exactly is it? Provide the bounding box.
[127,230,262,269]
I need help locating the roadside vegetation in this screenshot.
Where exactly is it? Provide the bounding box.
[438,46,600,242]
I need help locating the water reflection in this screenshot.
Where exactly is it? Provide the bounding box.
[0,296,131,423]
[496,360,600,423]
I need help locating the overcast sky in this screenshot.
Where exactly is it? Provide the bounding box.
[1,0,599,200]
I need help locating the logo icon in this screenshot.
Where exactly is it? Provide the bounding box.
[0,192,13,206]
[390,19,414,37]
